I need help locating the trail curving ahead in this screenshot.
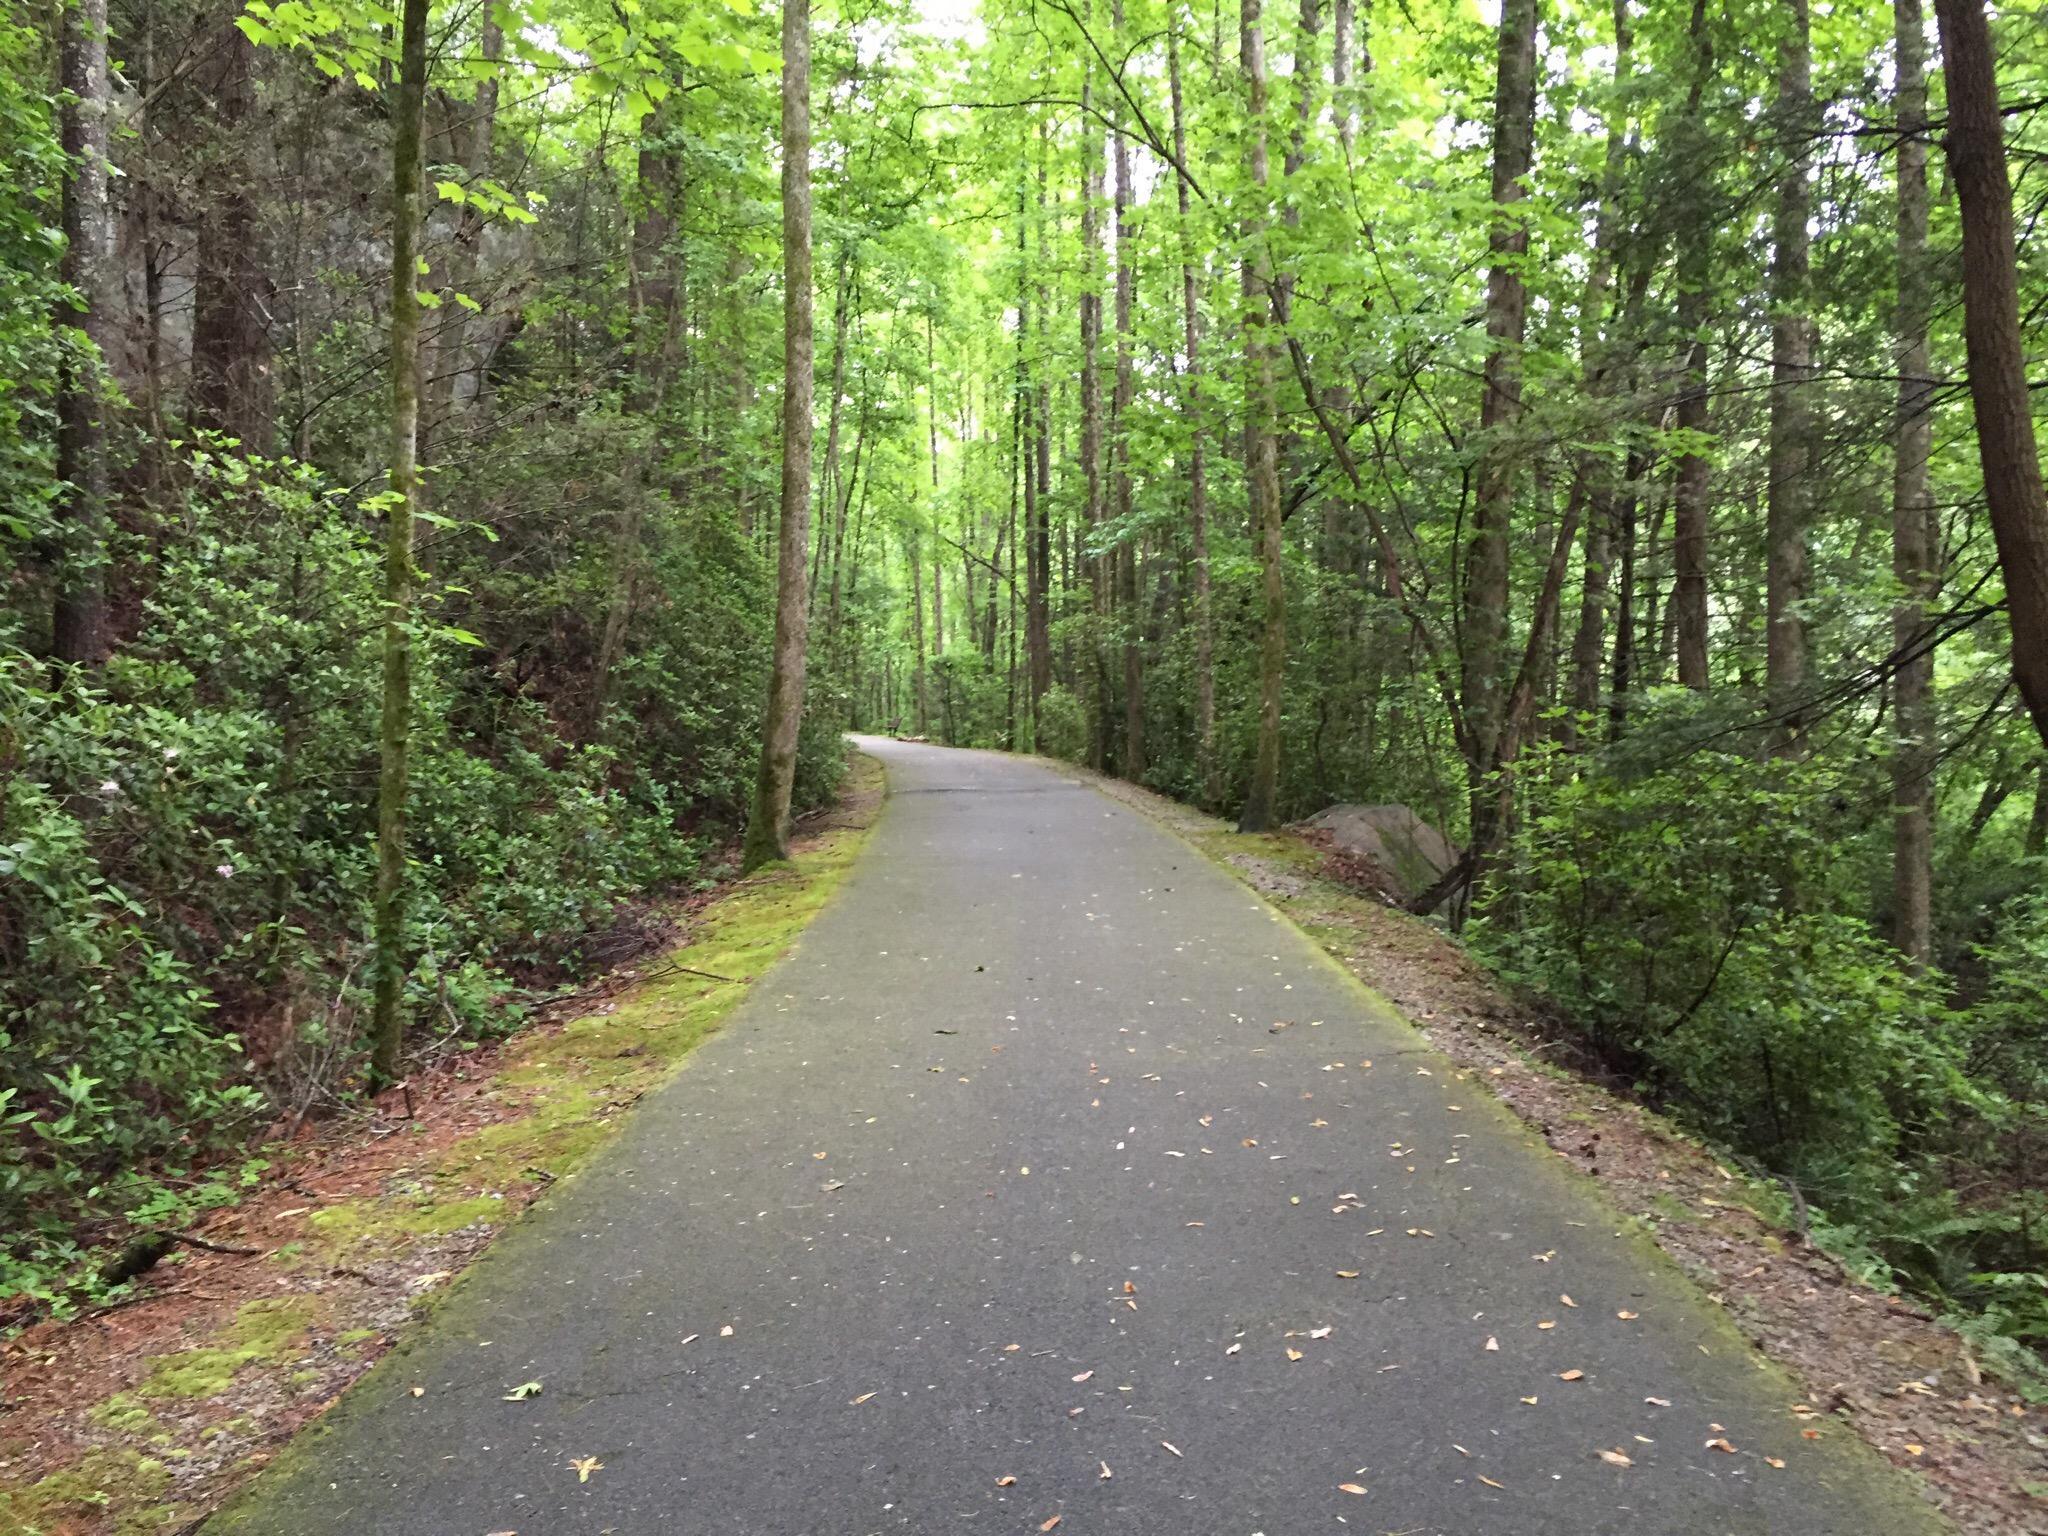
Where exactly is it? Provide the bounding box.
[211,738,1940,1535]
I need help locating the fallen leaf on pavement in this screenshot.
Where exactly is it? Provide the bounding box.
[996,1475,1017,1486]
[1040,1517,1062,1531]
[1338,1482,1367,1495]
[502,1381,542,1401]
[1559,1369,1585,1381]
[1161,1441,1182,1457]
[1704,1438,1737,1453]
[1484,1337,1499,1352]
[570,1457,603,1482]
[1598,1448,1632,1467]
[850,1392,876,1405]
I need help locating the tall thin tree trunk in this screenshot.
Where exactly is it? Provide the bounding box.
[909,527,929,735]
[1457,0,1538,857]
[420,16,501,463]
[1565,0,1633,750]
[1170,21,1217,801]
[1892,0,1937,965]
[190,17,274,450]
[369,0,431,1086]
[1078,50,1108,771]
[809,250,853,614]
[1934,0,2048,753]
[53,0,115,664]
[1112,0,1143,779]
[586,124,679,740]
[1671,0,1714,691]
[1237,0,1287,832]
[742,0,815,871]
[1766,0,1814,748]
[927,315,945,660]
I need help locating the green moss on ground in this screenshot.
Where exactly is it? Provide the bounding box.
[0,1449,186,1536]
[135,1296,325,1400]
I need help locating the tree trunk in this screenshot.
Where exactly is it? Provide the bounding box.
[369,0,431,1086]
[53,0,115,665]
[1078,53,1108,771]
[1564,0,1633,751]
[1765,0,1814,748]
[809,250,853,614]
[1457,0,1538,855]
[1169,22,1217,801]
[909,527,929,735]
[1112,0,1143,779]
[927,315,946,660]
[1671,0,1714,691]
[586,122,680,740]
[1237,0,1287,833]
[741,0,816,871]
[190,18,274,451]
[1892,0,1938,965]
[1933,0,2048,753]
[419,16,501,463]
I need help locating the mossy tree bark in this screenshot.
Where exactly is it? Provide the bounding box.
[1933,0,2048,755]
[369,0,431,1086]
[741,0,815,872]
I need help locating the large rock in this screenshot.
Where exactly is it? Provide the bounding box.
[1300,804,1460,903]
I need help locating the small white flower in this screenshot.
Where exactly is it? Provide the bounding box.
[99,780,122,797]
[163,747,180,760]
[215,863,235,878]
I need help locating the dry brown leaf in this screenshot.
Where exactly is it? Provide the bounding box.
[1617,1309,1638,1320]
[1161,1441,1182,1457]
[1478,1475,1505,1489]
[1483,1336,1499,1352]
[1559,1369,1585,1381]
[1704,1438,1737,1453]
[1560,1294,1577,1308]
[1645,1395,1671,1407]
[1338,1482,1368,1495]
[1537,1321,1556,1331]
[1309,1326,1332,1339]
[1099,1461,1113,1480]
[1520,1396,1539,1405]
[1286,1347,1304,1361]
[1039,1517,1062,1532]
[1336,1269,1360,1279]
[996,1476,1017,1487]
[1072,1370,1093,1382]
[850,1392,876,1405]
[1764,1456,1785,1469]
[1598,1448,1633,1468]
[719,1324,734,1337]
[409,1386,425,1398]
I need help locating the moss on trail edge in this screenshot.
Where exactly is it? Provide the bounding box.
[0,753,883,1536]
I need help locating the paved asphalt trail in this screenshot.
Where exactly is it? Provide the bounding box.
[213,738,1940,1536]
